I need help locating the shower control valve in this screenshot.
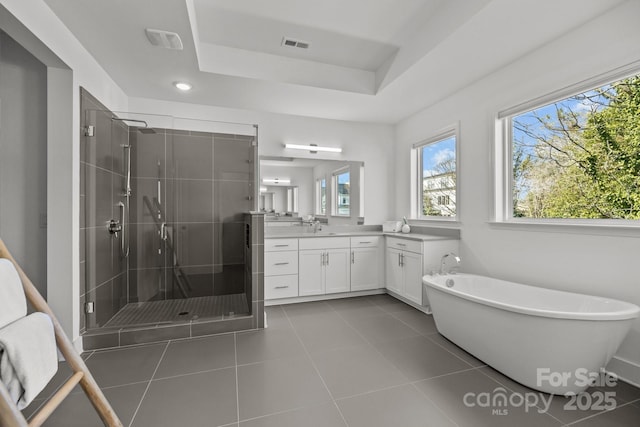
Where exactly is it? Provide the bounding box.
[107,219,122,236]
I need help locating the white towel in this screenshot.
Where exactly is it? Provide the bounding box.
[0,258,27,328]
[0,312,58,410]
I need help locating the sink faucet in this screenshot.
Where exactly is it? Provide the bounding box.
[440,252,461,275]
[313,220,322,233]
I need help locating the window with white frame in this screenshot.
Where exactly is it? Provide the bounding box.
[332,169,350,216]
[315,178,326,215]
[498,69,640,222]
[414,129,457,219]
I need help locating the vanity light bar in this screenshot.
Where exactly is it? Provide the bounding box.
[284,143,342,153]
[262,178,291,184]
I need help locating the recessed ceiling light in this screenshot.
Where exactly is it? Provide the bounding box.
[174,81,192,91]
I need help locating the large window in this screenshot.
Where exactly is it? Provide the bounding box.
[502,72,640,221]
[415,131,457,219]
[333,169,350,216]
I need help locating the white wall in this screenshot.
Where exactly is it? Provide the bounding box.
[129,97,395,225]
[0,31,48,296]
[396,0,640,384]
[0,0,128,346]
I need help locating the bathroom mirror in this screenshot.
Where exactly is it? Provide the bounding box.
[258,186,296,213]
[258,191,275,212]
[259,156,364,224]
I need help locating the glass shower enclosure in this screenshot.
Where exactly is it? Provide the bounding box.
[80,88,260,346]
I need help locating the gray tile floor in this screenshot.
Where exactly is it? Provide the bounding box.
[22,295,640,427]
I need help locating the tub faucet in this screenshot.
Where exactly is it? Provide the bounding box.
[440,252,461,275]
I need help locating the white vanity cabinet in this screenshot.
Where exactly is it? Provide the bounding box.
[350,236,383,291]
[298,237,350,295]
[385,236,458,306]
[264,238,299,299]
[264,233,458,305]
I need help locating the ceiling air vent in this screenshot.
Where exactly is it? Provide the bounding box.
[281,37,310,50]
[145,28,184,50]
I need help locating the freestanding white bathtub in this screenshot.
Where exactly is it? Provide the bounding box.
[423,273,640,395]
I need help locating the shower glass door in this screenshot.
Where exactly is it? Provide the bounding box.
[81,105,146,330]
[81,98,257,331]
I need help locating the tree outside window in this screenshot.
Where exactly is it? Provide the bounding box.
[511,74,640,220]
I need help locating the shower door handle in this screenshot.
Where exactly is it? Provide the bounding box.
[160,222,168,241]
[117,201,129,258]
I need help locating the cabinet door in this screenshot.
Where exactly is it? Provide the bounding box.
[351,247,381,291]
[298,249,325,296]
[385,247,403,294]
[402,251,423,305]
[324,248,350,294]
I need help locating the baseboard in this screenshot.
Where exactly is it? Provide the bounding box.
[606,355,640,388]
[264,289,385,306]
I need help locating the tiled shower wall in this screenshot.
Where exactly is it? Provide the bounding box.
[80,88,257,333]
[79,88,128,331]
[128,128,256,305]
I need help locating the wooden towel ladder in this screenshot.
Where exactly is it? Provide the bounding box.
[0,239,122,427]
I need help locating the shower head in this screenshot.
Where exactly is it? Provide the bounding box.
[111,117,156,134]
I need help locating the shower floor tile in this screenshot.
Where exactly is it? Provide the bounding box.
[104,294,249,328]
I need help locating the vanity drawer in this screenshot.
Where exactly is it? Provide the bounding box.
[265,251,298,276]
[299,236,350,250]
[265,275,298,300]
[350,236,380,248]
[386,237,422,253]
[265,238,298,252]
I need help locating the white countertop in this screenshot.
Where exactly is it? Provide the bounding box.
[264,231,456,241]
